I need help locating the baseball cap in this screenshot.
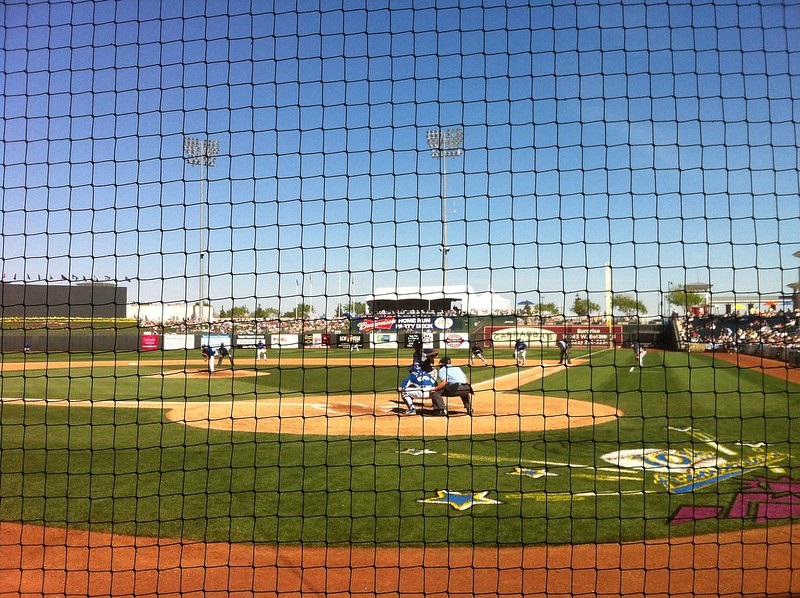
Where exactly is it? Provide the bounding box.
[439,356,451,365]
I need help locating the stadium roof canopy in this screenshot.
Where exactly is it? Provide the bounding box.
[366,285,512,315]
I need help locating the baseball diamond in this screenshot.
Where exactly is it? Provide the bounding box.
[0,349,798,596]
[3,1,800,595]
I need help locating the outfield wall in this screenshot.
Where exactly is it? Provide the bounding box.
[0,330,141,353]
[1,324,670,355]
[0,282,127,319]
[725,343,800,367]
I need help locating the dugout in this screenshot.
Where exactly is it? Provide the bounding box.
[619,323,667,349]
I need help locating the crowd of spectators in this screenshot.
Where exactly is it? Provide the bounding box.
[140,316,351,336]
[370,307,515,318]
[141,307,526,336]
[138,309,658,337]
[676,307,800,353]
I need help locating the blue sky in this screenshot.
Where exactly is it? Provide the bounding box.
[1,0,799,316]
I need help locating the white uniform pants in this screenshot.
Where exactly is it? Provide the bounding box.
[400,387,430,410]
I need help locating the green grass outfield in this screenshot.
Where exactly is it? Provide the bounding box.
[0,347,798,546]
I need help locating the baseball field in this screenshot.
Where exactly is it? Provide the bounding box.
[0,346,798,596]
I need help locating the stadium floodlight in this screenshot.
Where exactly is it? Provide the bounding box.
[426,127,463,292]
[184,136,221,327]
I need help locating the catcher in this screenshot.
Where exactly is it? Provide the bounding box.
[396,358,438,416]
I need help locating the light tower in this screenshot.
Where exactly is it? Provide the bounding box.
[183,136,220,326]
[426,127,463,292]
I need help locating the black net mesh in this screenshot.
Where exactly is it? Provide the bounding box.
[1,1,799,596]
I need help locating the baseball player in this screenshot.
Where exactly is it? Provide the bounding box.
[202,344,216,374]
[630,341,647,371]
[469,342,489,366]
[513,338,528,366]
[396,360,438,416]
[217,343,234,368]
[556,337,571,366]
[256,340,267,361]
[411,338,424,366]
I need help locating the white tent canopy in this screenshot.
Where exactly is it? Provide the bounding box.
[366,285,512,315]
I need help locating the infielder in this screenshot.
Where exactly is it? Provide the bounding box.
[469,342,489,366]
[556,337,571,366]
[630,341,647,371]
[513,338,527,366]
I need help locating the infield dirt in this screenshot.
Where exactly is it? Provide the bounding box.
[2,356,619,438]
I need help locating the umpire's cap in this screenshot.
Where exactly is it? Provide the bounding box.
[439,356,451,366]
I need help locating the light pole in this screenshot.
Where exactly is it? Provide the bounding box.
[184,136,220,327]
[426,127,463,293]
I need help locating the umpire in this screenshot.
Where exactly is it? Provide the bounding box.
[429,356,474,416]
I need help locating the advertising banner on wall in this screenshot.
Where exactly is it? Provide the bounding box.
[440,332,470,350]
[486,324,622,347]
[403,332,435,349]
[236,335,264,348]
[303,333,330,348]
[163,334,194,351]
[354,315,464,333]
[201,334,232,348]
[336,334,363,349]
[370,332,398,349]
[272,334,299,348]
[140,334,159,351]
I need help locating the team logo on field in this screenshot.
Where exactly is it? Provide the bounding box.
[397,448,437,456]
[601,448,725,472]
[418,490,501,511]
[603,447,789,494]
[506,466,555,479]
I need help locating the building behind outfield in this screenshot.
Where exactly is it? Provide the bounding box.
[366,285,512,315]
[0,281,127,319]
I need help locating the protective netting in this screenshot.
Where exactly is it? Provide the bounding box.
[1,1,799,596]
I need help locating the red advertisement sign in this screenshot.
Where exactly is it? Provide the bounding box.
[357,317,396,332]
[140,334,159,351]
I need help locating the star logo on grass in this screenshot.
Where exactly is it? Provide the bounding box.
[398,448,437,456]
[506,466,554,479]
[418,490,502,511]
